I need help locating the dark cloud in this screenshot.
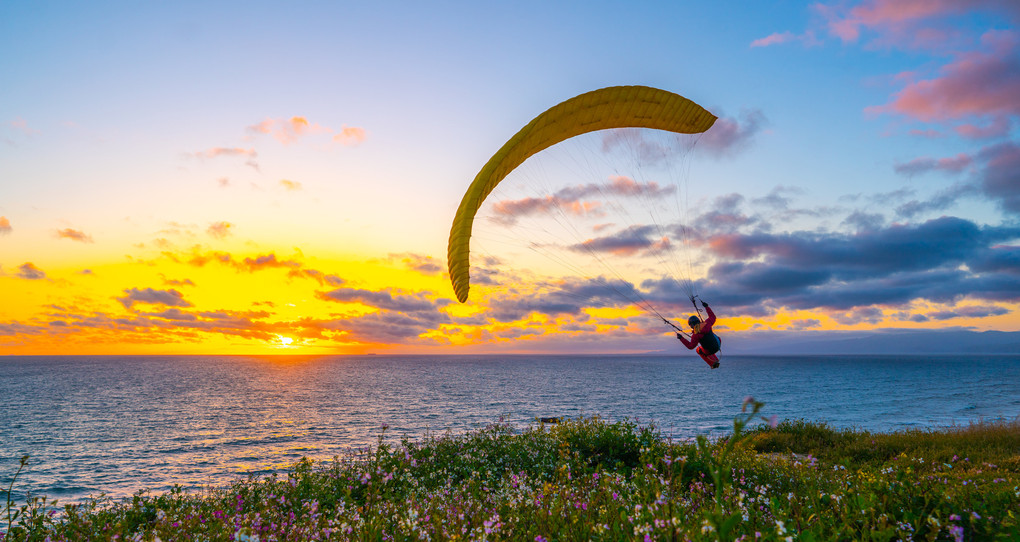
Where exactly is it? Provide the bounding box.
[315,288,454,344]
[485,277,637,323]
[832,307,885,325]
[570,225,659,256]
[386,253,444,275]
[289,268,345,287]
[662,216,1020,314]
[117,288,193,310]
[977,141,1020,213]
[317,287,443,313]
[14,263,46,280]
[927,305,1011,320]
[841,211,886,232]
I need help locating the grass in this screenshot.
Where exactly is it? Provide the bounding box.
[2,400,1018,541]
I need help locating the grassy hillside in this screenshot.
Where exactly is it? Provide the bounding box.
[3,401,1018,540]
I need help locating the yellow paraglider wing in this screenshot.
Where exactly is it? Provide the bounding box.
[448,85,717,303]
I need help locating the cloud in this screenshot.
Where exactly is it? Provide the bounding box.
[160,275,196,287]
[697,109,767,157]
[384,253,444,275]
[0,216,10,235]
[892,142,1020,215]
[15,262,46,280]
[750,31,820,48]
[117,288,193,310]
[247,116,330,145]
[867,30,1020,122]
[279,179,302,191]
[9,118,39,136]
[751,31,796,48]
[926,305,1010,320]
[55,228,94,243]
[317,287,440,313]
[570,225,660,257]
[976,141,1020,213]
[484,277,638,323]
[832,306,886,325]
[334,125,366,146]
[207,221,233,239]
[894,153,973,176]
[247,116,366,146]
[490,176,673,224]
[815,1,1019,49]
[955,116,1011,139]
[316,287,453,344]
[193,147,257,159]
[664,216,1020,313]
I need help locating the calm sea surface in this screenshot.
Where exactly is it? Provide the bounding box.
[2,354,1019,504]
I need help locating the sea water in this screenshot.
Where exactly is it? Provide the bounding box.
[2,354,1018,504]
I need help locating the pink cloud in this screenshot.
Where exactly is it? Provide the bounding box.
[866,30,1020,121]
[955,116,1011,139]
[751,31,796,48]
[207,221,233,239]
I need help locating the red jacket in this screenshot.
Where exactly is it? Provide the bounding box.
[678,304,717,351]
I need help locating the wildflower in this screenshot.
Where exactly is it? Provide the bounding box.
[971,512,981,520]
[535,537,547,542]
[776,520,787,535]
[769,415,778,428]
[742,396,754,412]
[950,525,964,542]
[950,514,961,521]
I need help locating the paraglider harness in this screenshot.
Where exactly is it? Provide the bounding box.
[662,295,721,355]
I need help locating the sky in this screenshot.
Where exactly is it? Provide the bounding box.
[1,0,1018,355]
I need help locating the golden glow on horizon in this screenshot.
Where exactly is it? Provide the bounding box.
[2,231,1018,355]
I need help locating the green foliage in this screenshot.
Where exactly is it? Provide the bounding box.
[3,411,1019,541]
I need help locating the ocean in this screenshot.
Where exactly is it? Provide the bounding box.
[2,354,1018,504]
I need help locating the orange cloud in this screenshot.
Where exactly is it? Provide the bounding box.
[279,179,303,191]
[0,216,11,235]
[247,116,331,145]
[55,228,94,243]
[334,125,366,146]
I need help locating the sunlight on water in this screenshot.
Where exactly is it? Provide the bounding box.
[1,354,1018,504]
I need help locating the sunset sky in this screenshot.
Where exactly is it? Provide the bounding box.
[2,1,1018,355]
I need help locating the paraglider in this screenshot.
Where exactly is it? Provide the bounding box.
[448,85,723,368]
[675,299,722,368]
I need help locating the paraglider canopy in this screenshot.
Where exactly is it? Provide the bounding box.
[448,85,717,303]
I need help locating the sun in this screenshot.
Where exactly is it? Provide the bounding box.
[275,335,295,347]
